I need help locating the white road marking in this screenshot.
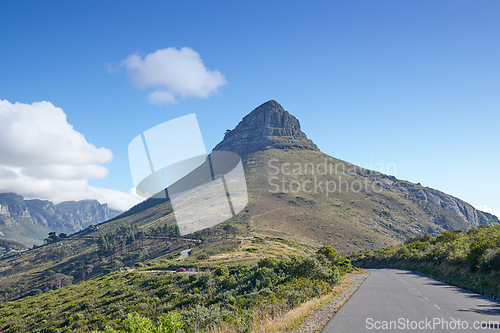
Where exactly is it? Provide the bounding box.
[434,305,441,310]
[424,297,429,301]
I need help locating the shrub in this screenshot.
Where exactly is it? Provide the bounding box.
[214,266,229,277]
[156,312,185,333]
[93,312,185,333]
[291,256,340,284]
[467,240,489,270]
[258,257,280,268]
[195,251,209,260]
[317,246,342,265]
[125,313,154,332]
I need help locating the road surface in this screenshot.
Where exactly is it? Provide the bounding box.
[181,248,192,259]
[322,269,500,332]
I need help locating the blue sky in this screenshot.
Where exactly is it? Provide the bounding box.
[0,0,499,215]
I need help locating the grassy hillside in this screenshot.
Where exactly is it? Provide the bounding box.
[352,225,500,298]
[0,222,197,303]
[0,246,352,333]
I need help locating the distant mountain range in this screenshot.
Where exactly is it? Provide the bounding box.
[0,193,121,246]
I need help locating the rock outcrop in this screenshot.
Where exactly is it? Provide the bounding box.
[405,185,499,226]
[213,100,319,155]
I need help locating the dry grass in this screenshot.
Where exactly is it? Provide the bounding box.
[249,274,355,333]
[203,237,311,264]
[205,274,358,333]
[207,321,241,333]
[348,267,370,274]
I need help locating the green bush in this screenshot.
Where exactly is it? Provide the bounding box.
[258,256,280,268]
[214,266,229,277]
[317,246,342,265]
[94,312,184,333]
[195,251,209,260]
[156,312,185,333]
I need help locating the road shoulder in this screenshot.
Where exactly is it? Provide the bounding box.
[290,271,369,333]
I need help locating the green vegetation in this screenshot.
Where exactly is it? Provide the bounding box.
[0,238,27,252]
[92,312,184,333]
[0,222,239,303]
[44,232,68,245]
[0,246,351,332]
[352,225,500,298]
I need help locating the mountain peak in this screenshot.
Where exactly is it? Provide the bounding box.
[252,99,285,112]
[213,100,319,155]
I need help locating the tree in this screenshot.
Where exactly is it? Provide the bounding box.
[44,232,60,244]
[126,234,135,245]
[47,273,73,289]
[223,225,231,239]
[222,224,237,239]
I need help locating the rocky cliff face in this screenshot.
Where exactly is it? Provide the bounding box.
[213,100,319,156]
[0,193,121,245]
[0,193,31,225]
[26,199,120,232]
[404,185,499,227]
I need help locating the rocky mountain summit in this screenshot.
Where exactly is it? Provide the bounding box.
[214,100,319,155]
[0,193,121,245]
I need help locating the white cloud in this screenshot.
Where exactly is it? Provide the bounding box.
[0,100,142,211]
[148,90,176,104]
[476,205,500,219]
[122,47,227,104]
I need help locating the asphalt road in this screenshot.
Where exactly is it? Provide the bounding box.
[322,269,500,332]
[181,248,192,259]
